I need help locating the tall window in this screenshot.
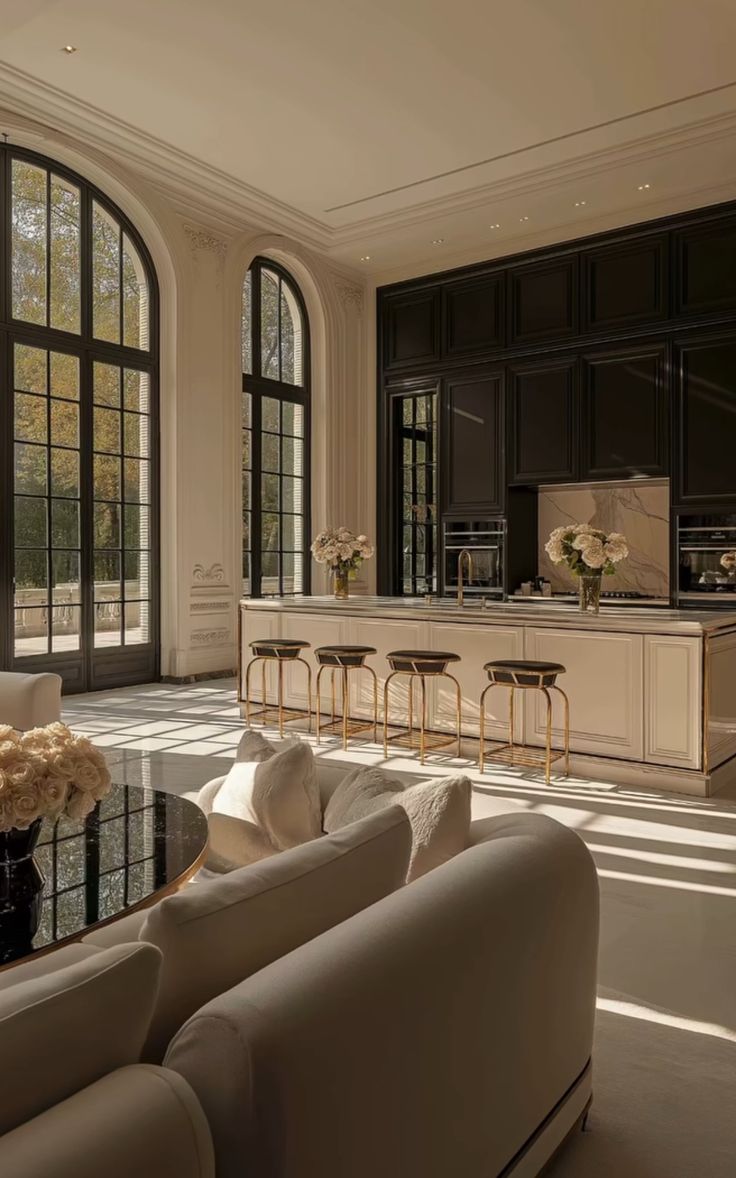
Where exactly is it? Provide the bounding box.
[0,148,158,691]
[241,259,310,597]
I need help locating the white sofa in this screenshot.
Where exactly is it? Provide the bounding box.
[0,942,214,1178]
[0,670,62,730]
[165,808,598,1178]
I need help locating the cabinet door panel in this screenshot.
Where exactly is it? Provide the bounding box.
[676,339,736,503]
[427,623,524,738]
[383,290,439,370]
[509,360,578,484]
[675,218,736,317]
[443,274,504,357]
[583,236,668,331]
[509,258,577,345]
[444,372,503,514]
[582,346,668,479]
[525,628,644,760]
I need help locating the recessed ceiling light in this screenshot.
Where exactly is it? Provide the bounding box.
[359,255,371,262]
[431,238,445,244]
[61,45,78,54]
[519,216,529,222]
[489,223,501,230]
[574,200,587,208]
[637,183,651,191]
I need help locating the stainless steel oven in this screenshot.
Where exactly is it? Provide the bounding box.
[677,515,736,606]
[442,519,505,599]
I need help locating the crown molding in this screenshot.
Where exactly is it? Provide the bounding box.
[330,105,736,246]
[370,175,736,286]
[0,62,332,249]
[1,59,736,271]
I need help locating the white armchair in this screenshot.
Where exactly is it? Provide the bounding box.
[0,671,62,730]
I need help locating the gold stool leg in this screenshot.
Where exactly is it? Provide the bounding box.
[331,669,336,729]
[408,677,414,750]
[541,686,553,784]
[509,686,515,750]
[277,659,285,737]
[342,666,349,750]
[443,672,463,760]
[316,666,324,744]
[244,657,255,726]
[262,660,267,722]
[553,685,570,776]
[297,657,312,735]
[367,666,379,744]
[383,671,399,758]
[479,683,489,772]
[419,674,426,765]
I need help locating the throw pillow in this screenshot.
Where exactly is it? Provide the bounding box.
[205,732,321,857]
[323,766,471,882]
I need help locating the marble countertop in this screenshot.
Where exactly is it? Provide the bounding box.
[241,596,736,636]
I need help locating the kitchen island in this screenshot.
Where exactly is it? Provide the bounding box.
[239,596,736,796]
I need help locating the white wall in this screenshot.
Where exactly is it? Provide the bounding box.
[0,113,374,680]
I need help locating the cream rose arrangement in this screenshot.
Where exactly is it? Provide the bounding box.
[720,551,736,574]
[0,723,111,832]
[545,524,629,577]
[311,528,374,577]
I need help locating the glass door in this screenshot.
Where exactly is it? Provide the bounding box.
[394,390,438,596]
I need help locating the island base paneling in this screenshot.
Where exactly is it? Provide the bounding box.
[240,600,736,796]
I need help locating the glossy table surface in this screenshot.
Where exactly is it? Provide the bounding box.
[0,784,208,969]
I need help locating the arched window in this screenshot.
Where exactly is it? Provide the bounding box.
[0,147,158,692]
[241,258,310,597]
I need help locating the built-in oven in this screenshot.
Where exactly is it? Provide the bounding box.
[677,515,736,606]
[442,519,505,599]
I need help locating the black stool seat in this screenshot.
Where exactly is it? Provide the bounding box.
[387,649,461,674]
[315,645,377,668]
[484,659,566,687]
[249,638,310,660]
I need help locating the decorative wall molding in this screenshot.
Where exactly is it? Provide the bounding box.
[336,282,364,314]
[192,562,226,586]
[184,224,228,257]
[191,628,230,645]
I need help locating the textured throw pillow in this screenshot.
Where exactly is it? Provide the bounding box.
[205,732,321,857]
[324,767,472,882]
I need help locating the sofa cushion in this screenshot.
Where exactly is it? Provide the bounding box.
[0,942,161,1135]
[132,804,411,1062]
[324,767,472,881]
[200,732,321,861]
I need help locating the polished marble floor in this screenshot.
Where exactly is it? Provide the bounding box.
[63,677,736,1177]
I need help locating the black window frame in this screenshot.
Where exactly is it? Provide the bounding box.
[242,257,311,598]
[0,145,160,692]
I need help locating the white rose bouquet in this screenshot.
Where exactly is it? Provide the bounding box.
[545,524,629,577]
[720,551,736,574]
[0,723,111,833]
[311,528,374,576]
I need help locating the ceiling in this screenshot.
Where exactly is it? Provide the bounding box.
[2,0,736,279]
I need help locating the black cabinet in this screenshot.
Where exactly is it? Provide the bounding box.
[582,345,668,479]
[509,257,577,346]
[382,290,439,370]
[675,217,736,318]
[509,359,578,484]
[582,235,668,331]
[442,273,504,358]
[443,371,504,514]
[675,338,736,503]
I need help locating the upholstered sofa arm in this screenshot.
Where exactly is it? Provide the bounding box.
[166,812,599,1178]
[0,1065,214,1178]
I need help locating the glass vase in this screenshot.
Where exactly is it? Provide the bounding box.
[0,817,45,964]
[578,574,602,614]
[333,567,350,600]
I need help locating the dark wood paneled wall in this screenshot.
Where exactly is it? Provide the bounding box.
[377,198,736,594]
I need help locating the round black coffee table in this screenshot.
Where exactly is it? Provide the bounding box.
[0,784,208,970]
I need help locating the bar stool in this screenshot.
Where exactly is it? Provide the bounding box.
[479,659,570,784]
[383,650,462,765]
[315,645,378,749]
[244,639,312,736]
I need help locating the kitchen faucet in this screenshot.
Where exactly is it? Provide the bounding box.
[457,548,474,607]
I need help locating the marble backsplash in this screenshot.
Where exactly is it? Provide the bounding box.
[537,479,670,597]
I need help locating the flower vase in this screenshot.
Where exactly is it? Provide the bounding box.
[579,574,602,614]
[334,567,350,600]
[0,818,45,964]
